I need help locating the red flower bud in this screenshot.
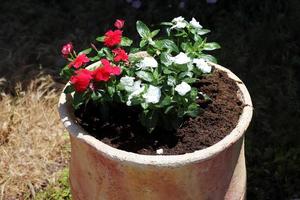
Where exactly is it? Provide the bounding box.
[68,54,90,69]
[114,19,125,29]
[61,42,73,57]
[70,69,93,93]
[104,30,122,47]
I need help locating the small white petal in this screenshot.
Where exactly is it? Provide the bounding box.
[143,85,161,104]
[171,22,186,29]
[175,82,191,96]
[170,52,191,65]
[126,81,145,106]
[120,76,135,92]
[172,16,185,22]
[156,148,164,154]
[193,58,212,73]
[171,16,187,29]
[138,57,158,69]
[189,18,203,29]
[185,71,193,77]
[132,80,143,92]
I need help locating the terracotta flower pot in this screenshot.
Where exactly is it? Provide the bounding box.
[58,63,253,200]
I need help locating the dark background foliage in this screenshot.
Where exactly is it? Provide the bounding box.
[0,0,299,199]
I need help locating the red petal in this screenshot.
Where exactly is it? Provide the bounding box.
[111,66,121,75]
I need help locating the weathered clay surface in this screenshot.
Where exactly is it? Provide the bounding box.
[59,63,253,200]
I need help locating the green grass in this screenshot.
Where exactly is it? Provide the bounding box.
[35,169,71,200]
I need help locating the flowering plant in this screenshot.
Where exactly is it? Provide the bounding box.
[60,17,220,132]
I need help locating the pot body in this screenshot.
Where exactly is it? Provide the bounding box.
[59,63,253,200]
[69,135,246,200]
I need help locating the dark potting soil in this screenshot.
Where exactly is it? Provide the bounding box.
[75,69,244,155]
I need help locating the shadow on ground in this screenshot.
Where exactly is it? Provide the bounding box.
[0,0,299,199]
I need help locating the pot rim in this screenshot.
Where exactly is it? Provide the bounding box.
[58,62,253,166]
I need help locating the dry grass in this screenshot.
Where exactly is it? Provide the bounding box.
[0,75,69,200]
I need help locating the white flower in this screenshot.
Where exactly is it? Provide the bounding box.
[138,57,158,69]
[126,80,145,106]
[172,16,185,23]
[193,58,212,73]
[189,18,203,29]
[175,82,191,96]
[156,148,164,154]
[170,52,191,65]
[120,76,135,92]
[143,85,161,104]
[171,16,187,29]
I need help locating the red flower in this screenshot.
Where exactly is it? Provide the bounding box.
[114,19,125,29]
[61,42,73,57]
[69,54,90,69]
[112,48,128,62]
[104,30,122,47]
[70,69,93,92]
[93,59,121,82]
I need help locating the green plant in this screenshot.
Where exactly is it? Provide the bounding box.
[35,168,71,200]
[60,17,220,132]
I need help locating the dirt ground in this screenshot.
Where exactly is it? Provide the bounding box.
[0,75,69,199]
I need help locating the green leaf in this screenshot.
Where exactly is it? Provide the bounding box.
[185,103,200,117]
[160,52,172,66]
[96,36,105,42]
[64,85,74,94]
[155,39,179,53]
[102,48,114,60]
[161,22,173,26]
[152,69,160,82]
[197,29,211,35]
[181,42,193,52]
[129,96,143,106]
[136,71,154,82]
[193,33,203,43]
[150,29,160,38]
[167,76,176,86]
[160,96,172,106]
[139,39,147,48]
[90,55,100,61]
[190,88,198,99]
[97,49,106,57]
[166,27,171,36]
[200,92,212,103]
[198,54,218,63]
[153,40,163,49]
[193,39,205,50]
[129,48,140,54]
[79,48,92,55]
[164,105,174,114]
[91,91,102,101]
[174,64,189,72]
[174,30,188,37]
[107,85,115,96]
[60,65,73,80]
[179,71,192,79]
[183,77,197,84]
[203,42,221,51]
[136,21,151,38]
[120,37,133,46]
[163,68,174,75]
[140,110,159,133]
[73,92,85,109]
